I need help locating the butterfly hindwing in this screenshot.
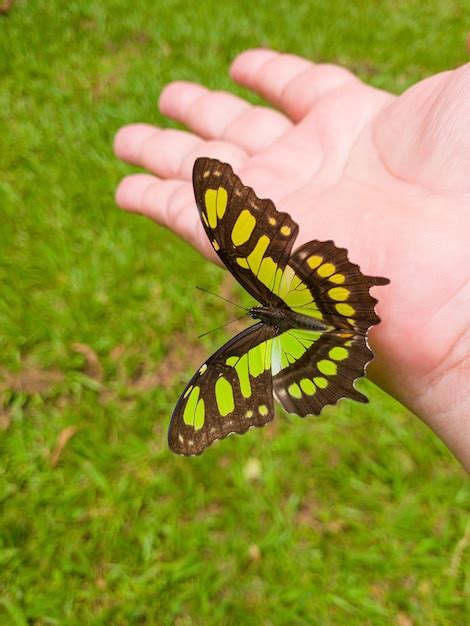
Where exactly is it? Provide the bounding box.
[272,329,373,416]
[169,323,277,455]
[193,157,299,306]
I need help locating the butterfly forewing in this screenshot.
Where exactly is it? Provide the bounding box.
[193,157,299,306]
[169,323,277,455]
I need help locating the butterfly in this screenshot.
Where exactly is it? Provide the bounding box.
[168,157,389,455]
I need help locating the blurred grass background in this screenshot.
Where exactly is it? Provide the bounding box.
[1,1,469,624]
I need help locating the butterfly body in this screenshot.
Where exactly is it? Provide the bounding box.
[250,305,329,333]
[168,157,390,456]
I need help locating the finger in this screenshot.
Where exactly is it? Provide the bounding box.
[159,81,292,153]
[231,49,358,122]
[114,124,200,168]
[114,124,247,179]
[115,173,185,224]
[115,174,217,262]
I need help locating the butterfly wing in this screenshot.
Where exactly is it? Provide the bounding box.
[169,323,278,455]
[276,240,390,333]
[193,157,299,306]
[272,328,373,416]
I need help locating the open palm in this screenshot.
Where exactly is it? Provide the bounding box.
[115,49,470,469]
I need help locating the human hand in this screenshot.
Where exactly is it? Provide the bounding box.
[114,49,470,470]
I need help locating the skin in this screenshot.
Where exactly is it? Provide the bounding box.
[114,49,470,471]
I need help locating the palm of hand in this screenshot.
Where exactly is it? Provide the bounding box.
[115,50,470,468]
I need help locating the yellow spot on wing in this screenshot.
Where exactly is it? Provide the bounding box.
[236,258,250,269]
[284,288,314,308]
[215,377,235,416]
[248,341,271,377]
[258,405,268,416]
[329,347,348,361]
[245,409,253,418]
[194,399,205,430]
[329,273,345,284]
[278,265,295,298]
[258,257,282,292]
[336,303,355,316]
[307,255,322,269]
[300,378,316,395]
[314,377,328,389]
[328,287,350,301]
[247,235,270,273]
[280,225,291,236]
[232,209,256,246]
[216,187,228,219]
[268,217,276,226]
[234,354,252,398]
[293,305,324,320]
[199,364,208,375]
[278,266,315,313]
[290,274,303,290]
[288,383,302,399]
[204,189,218,228]
[273,267,283,293]
[212,240,220,251]
[317,360,337,376]
[317,263,336,277]
[204,187,227,228]
[279,333,308,361]
[183,386,200,426]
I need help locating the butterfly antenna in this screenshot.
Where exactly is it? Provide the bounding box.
[197,315,248,339]
[196,286,248,311]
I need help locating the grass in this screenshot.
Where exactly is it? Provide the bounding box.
[1,0,469,624]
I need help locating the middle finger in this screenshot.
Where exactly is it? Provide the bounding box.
[159,81,293,153]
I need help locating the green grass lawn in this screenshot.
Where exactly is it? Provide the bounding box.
[1,1,469,624]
